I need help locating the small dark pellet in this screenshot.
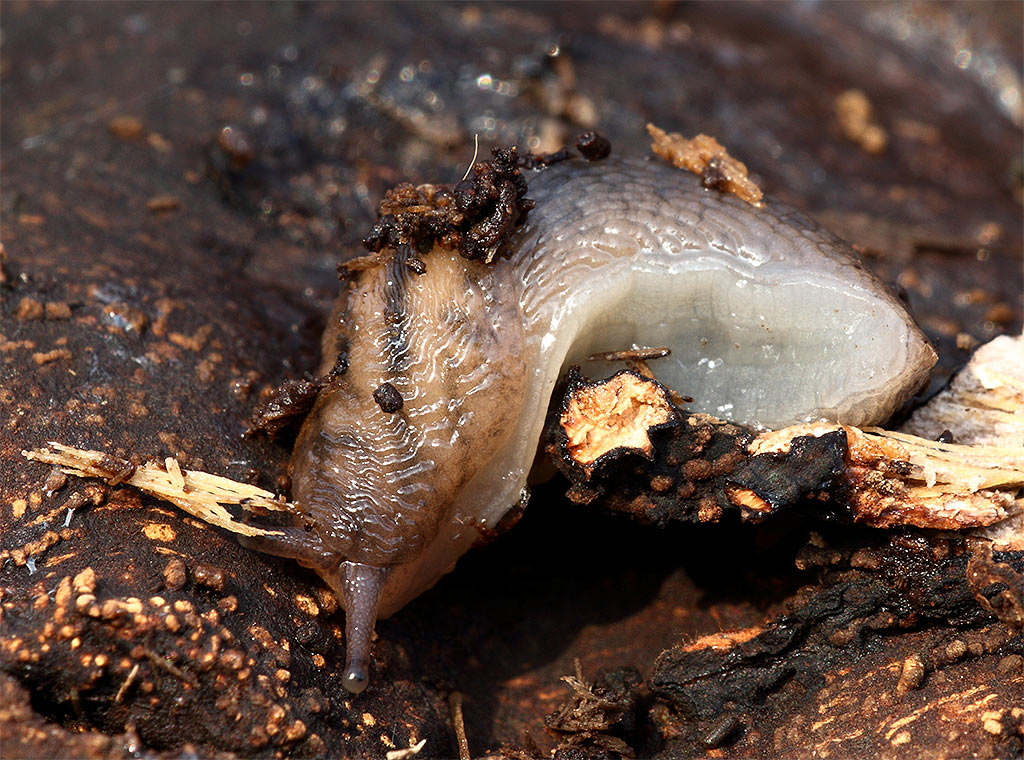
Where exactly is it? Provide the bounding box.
[700,156,731,193]
[575,131,612,161]
[373,382,404,413]
[700,714,740,748]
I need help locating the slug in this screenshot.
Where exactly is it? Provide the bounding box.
[247,153,936,692]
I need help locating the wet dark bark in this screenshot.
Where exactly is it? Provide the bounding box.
[2,2,1021,758]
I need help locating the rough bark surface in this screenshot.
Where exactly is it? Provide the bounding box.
[2,2,1021,758]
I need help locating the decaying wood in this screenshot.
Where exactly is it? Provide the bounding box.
[647,530,1023,758]
[537,334,1024,758]
[558,370,681,479]
[549,337,1024,549]
[15,338,1022,760]
[902,333,1024,446]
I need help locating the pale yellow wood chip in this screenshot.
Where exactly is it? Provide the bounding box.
[23,443,289,538]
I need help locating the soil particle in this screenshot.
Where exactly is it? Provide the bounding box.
[247,379,321,438]
[373,382,404,413]
[362,146,534,265]
[574,131,612,161]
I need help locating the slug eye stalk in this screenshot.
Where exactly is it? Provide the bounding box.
[340,561,388,694]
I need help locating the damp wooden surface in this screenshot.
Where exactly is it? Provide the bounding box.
[2,3,1021,758]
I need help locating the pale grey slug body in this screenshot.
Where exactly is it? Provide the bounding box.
[249,156,936,692]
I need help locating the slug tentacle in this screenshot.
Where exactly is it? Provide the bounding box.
[262,153,936,693]
[339,561,389,694]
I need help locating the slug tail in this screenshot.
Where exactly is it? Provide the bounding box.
[340,561,388,694]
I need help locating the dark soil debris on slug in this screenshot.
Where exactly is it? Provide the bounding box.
[361,131,612,266]
[247,378,322,438]
[373,382,404,413]
[362,145,534,265]
[574,131,613,162]
[519,130,613,169]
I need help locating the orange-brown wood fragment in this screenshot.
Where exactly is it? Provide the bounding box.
[560,372,679,478]
[647,123,764,206]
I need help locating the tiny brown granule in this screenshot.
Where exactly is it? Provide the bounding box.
[169,324,213,352]
[11,499,27,519]
[75,594,96,613]
[16,297,45,320]
[984,303,1016,325]
[43,468,68,495]
[218,595,238,614]
[294,594,320,617]
[574,131,612,161]
[711,451,744,476]
[997,654,1023,675]
[0,339,34,353]
[146,196,181,213]
[193,563,226,591]
[103,302,148,334]
[726,485,771,514]
[162,557,187,590]
[982,711,1005,735]
[896,654,926,695]
[12,531,61,565]
[650,475,674,492]
[143,522,176,542]
[284,720,307,742]
[109,115,145,141]
[196,359,216,383]
[647,123,763,206]
[834,89,888,155]
[676,481,695,499]
[249,726,269,748]
[373,382,404,413]
[72,567,96,595]
[944,639,967,662]
[697,498,722,523]
[45,302,71,320]
[681,459,712,481]
[220,649,245,670]
[32,348,72,366]
[148,132,172,152]
[315,588,338,615]
[850,548,882,570]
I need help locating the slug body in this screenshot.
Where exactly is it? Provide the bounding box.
[249,157,936,691]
